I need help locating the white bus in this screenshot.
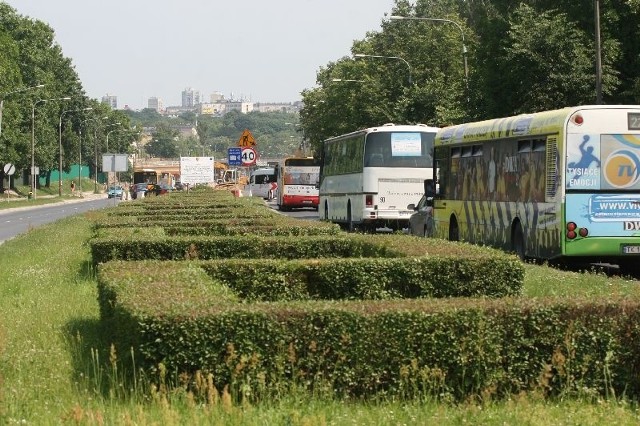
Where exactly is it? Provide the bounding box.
[245,167,278,200]
[319,123,439,231]
[276,157,321,211]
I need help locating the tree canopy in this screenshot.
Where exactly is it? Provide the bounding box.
[300,0,640,156]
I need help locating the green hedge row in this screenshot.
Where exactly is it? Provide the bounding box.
[96,260,640,401]
[90,235,398,264]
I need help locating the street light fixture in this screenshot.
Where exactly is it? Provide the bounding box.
[105,122,122,152]
[389,15,469,94]
[31,96,71,199]
[0,84,45,137]
[78,116,107,195]
[354,53,413,85]
[59,107,92,196]
[332,78,366,83]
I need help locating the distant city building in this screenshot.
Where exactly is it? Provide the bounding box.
[101,94,117,109]
[210,92,225,102]
[226,100,253,114]
[147,97,163,112]
[254,102,301,113]
[181,87,200,108]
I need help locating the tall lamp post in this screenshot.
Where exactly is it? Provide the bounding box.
[0,84,44,137]
[390,15,469,95]
[59,107,92,196]
[31,96,71,199]
[78,116,107,195]
[354,53,413,85]
[105,123,122,152]
[594,0,603,104]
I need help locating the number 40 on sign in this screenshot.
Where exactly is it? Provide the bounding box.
[241,147,257,166]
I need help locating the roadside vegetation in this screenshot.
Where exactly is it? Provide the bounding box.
[2,206,640,424]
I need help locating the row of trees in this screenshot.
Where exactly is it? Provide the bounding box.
[299,0,640,155]
[0,3,135,191]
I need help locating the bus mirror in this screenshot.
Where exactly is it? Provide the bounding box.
[424,179,437,198]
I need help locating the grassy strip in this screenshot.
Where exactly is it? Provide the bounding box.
[1,213,640,423]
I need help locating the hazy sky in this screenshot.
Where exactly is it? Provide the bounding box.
[4,0,396,110]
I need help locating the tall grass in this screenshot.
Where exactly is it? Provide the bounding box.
[0,213,639,424]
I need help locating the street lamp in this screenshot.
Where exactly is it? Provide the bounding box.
[78,116,107,195]
[594,0,603,104]
[31,96,71,199]
[354,53,413,85]
[390,15,469,94]
[105,123,122,152]
[0,84,45,137]
[59,107,92,196]
[332,78,366,83]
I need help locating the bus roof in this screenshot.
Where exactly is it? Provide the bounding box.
[437,105,640,145]
[324,123,440,143]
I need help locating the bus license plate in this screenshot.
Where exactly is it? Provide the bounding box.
[622,245,640,254]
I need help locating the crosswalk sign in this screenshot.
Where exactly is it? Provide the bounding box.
[237,129,256,147]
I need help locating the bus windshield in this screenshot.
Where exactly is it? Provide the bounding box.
[364,131,434,168]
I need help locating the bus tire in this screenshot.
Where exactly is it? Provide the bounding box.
[512,222,525,260]
[448,216,459,241]
[324,201,329,221]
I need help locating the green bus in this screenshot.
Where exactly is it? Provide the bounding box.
[425,105,640,273]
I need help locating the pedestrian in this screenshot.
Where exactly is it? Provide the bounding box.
[70,181,76,195]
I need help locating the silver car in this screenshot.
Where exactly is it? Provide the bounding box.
[407,194,435,237]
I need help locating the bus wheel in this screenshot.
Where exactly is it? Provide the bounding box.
[324,202,329,221]
[448,216,459,241]
[512,222,525,260]
[618,261,639,278]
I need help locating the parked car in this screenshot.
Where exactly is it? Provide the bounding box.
[107,185,124,199]
[407,194,435,238]
[149,183,174,196]
[130,183,148,200]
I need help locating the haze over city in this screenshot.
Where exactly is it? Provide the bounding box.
[3,0,395,109]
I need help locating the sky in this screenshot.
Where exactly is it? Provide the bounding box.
[4,0,396,110]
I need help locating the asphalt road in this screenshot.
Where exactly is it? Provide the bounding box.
[0,196,118,245]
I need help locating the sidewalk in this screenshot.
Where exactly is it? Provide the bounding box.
[0,191,107,214]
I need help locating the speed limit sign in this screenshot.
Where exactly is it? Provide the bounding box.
[241,147,257,166]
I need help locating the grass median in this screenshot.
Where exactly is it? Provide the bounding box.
[1,212,640,424]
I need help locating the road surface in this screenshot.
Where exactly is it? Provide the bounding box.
[0,196,117,244]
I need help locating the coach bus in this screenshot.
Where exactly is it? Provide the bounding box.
[424,105,640,273]
[276,157,321,211]
[319,123,439,231]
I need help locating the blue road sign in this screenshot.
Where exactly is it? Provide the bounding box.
[228,147,242,166]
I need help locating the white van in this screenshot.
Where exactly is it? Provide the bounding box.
[245,167,278,200]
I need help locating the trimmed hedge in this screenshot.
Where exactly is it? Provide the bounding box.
[90,235,399,264]
[96,261,640,401]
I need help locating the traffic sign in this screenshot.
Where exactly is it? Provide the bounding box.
[228,147,242,166]
[241,147,257,166]
[237,129,256,147]
[3,163,15,176]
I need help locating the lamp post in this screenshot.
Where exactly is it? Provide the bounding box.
[594,0,603,104]
[59,107,92,196]
[354,53,413,85]
[0,84,44,138]
[31,96,71,199]
[105,123,122,152]
[390,15,469,94]
[79,116,107,195]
